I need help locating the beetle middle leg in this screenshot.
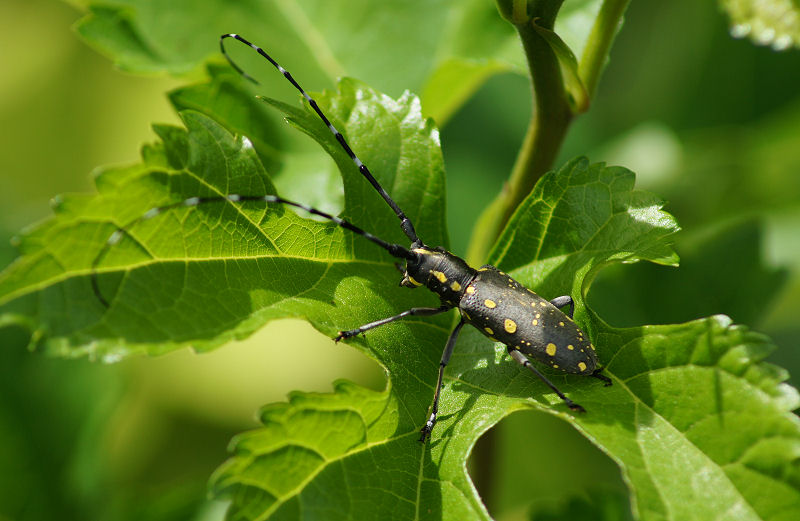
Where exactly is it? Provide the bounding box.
[335,305,451,341]
[420,318,467,443]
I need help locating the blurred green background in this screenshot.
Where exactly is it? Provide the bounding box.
[1,1,798,520]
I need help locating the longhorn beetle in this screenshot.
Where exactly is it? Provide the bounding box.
[91,34,612,443]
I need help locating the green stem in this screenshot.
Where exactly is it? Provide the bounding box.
[579,0,632,99]
[468,0,632,512]
[466,15,571,265]
[467,0,632,266]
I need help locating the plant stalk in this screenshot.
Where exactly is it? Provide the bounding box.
[466,16,571,266]
[579,0,632,99]
[468,1,632,514]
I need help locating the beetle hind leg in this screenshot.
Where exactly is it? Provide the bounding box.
[591,366,613,387]
[508,348,585,413]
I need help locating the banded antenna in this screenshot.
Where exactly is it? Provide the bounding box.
[91,194,416,307]
[219,33,420,246]
[90,35,427,308]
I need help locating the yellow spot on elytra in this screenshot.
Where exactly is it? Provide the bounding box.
[590,344,596,351]
[531,302,537,307]
[478,267,489,271]
[567,344,574,350]
[536,313,541,319]
[578,362,587,372]
[559,321,565,327]
[466,286,475,294]
[546,343,557,356]
[540,302,547,307]
[484,299,496,308]
[504,319,517,333]
[433,271,447,283]
[450,281,461,291]
[553,364,559,369]
[484,327,493,335]
[532,319,538,326]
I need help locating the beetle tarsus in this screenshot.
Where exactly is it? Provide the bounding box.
[591,367,613,387]
[334,331,350,342]
[567,401,586,413]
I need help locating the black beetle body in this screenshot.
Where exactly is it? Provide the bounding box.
[459,266,597,373]
[402,247,597,375]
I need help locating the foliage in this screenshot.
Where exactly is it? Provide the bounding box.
[1,1,799,520]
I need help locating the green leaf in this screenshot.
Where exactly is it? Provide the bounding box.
[3,73,799,519]
[169,63,347,217]
[69,0,622,127]
[0,80,446,359]
[168,63,285,173]
[206,158,800,520]
[71,0,522,124]
[531,21,589,113]
[720,0,800,51]
[421,57,512,126]
[211,381,491,520]
[487,158,680,303]
[590,219,789,327]
[555,0,605,56]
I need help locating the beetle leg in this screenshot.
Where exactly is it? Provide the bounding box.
[591,367,613,386]
[419,318,467,443]
[335,305,451,341]
[549,295,574,318]
[508,348,585,413]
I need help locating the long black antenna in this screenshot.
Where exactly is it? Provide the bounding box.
[91,194,415,307]
[219,33,420,245]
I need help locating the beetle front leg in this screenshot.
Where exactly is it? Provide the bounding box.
[334,305,451,342]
